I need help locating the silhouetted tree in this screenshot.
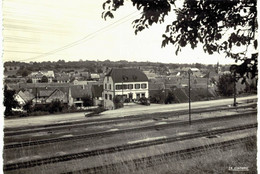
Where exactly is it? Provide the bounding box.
[4,85,18,116]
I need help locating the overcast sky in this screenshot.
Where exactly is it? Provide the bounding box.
[2,0,241,64]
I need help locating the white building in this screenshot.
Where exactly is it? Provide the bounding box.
[103,68,149,110]
[30,71,55,83]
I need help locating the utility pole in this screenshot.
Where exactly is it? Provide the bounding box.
[207,71,210,100]
[233,72,237,106]
[36,87,38,104]
[122,81,124,98]
[230,65,237,107]
[188,69,192,125]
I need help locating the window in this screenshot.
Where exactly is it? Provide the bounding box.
[116,85,122,90]
[135,84,140,89]
[128,84,133,89]
[123,84,128,89]
[141,93,145,97]
[105,84,107,90]
[109,84,111,90]
[141,83,147,89]
[109,94,112,100]
[105,94,107,100]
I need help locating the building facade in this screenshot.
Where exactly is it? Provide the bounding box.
[103,68,149,110]
[30,71,55,83]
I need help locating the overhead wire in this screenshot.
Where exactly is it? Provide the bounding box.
[15,11,141,62]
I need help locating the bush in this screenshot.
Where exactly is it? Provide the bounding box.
[124,98,131,103]
[165,91,175,104]
[150,93,164,104]
[217,74,235,96]
[33,104,48,112]
[47,100,66,113]
[113,95,124,109]
[138,97,150,106]
[82,95,93,107]
[23,101,33,113]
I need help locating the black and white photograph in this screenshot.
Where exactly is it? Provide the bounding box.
[2,0,258,173]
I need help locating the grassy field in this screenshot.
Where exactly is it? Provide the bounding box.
[7,134,256,174]
[117,137,257,174]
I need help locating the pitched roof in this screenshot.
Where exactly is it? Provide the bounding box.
[70,85,92,98]
[91,85,103,98]
[30,71,55,78]
[148,81,164,90]
[18,91,34,102]
[46,89,68,103]
[39,90,54,97]
[106,68,148,83]
[56,75,70,81]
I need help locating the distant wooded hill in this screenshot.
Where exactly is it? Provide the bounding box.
[4,60,230,75]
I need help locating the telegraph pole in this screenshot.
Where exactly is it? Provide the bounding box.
[230,65,237,107]
[188,69,192,125]
[207,72,210,100]
[233,72,237,106]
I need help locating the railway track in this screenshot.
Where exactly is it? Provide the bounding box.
[4,103,256,136]
[4,111,257,149]
[65,136,256,174]
[4,123,257,171]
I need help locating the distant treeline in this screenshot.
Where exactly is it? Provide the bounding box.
[4,60,230,74]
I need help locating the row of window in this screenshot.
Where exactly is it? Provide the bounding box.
[105,94,112,100]
[104,93,146,100]
[104,84,112,90]
[116,83,147,90]
[105,83,148,90]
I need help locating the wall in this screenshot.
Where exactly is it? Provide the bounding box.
[114,81,149,100]
[103,76,115,109]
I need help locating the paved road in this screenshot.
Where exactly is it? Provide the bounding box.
[4,95,257,129]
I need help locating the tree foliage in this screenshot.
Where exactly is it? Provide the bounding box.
[41,75,48,83]
[165,91,175,104]
[102,0,258,78]
[48,100,64,113]
[82,95,94,107]
[4,85,18,116]
[113,95,124,109]
[217,74,235,96]
[23,101,33,113]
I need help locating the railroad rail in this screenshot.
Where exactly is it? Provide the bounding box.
[4,103,256,136]
[4,111,257,149]
[4,123,257,171]
[65,136,256,174]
